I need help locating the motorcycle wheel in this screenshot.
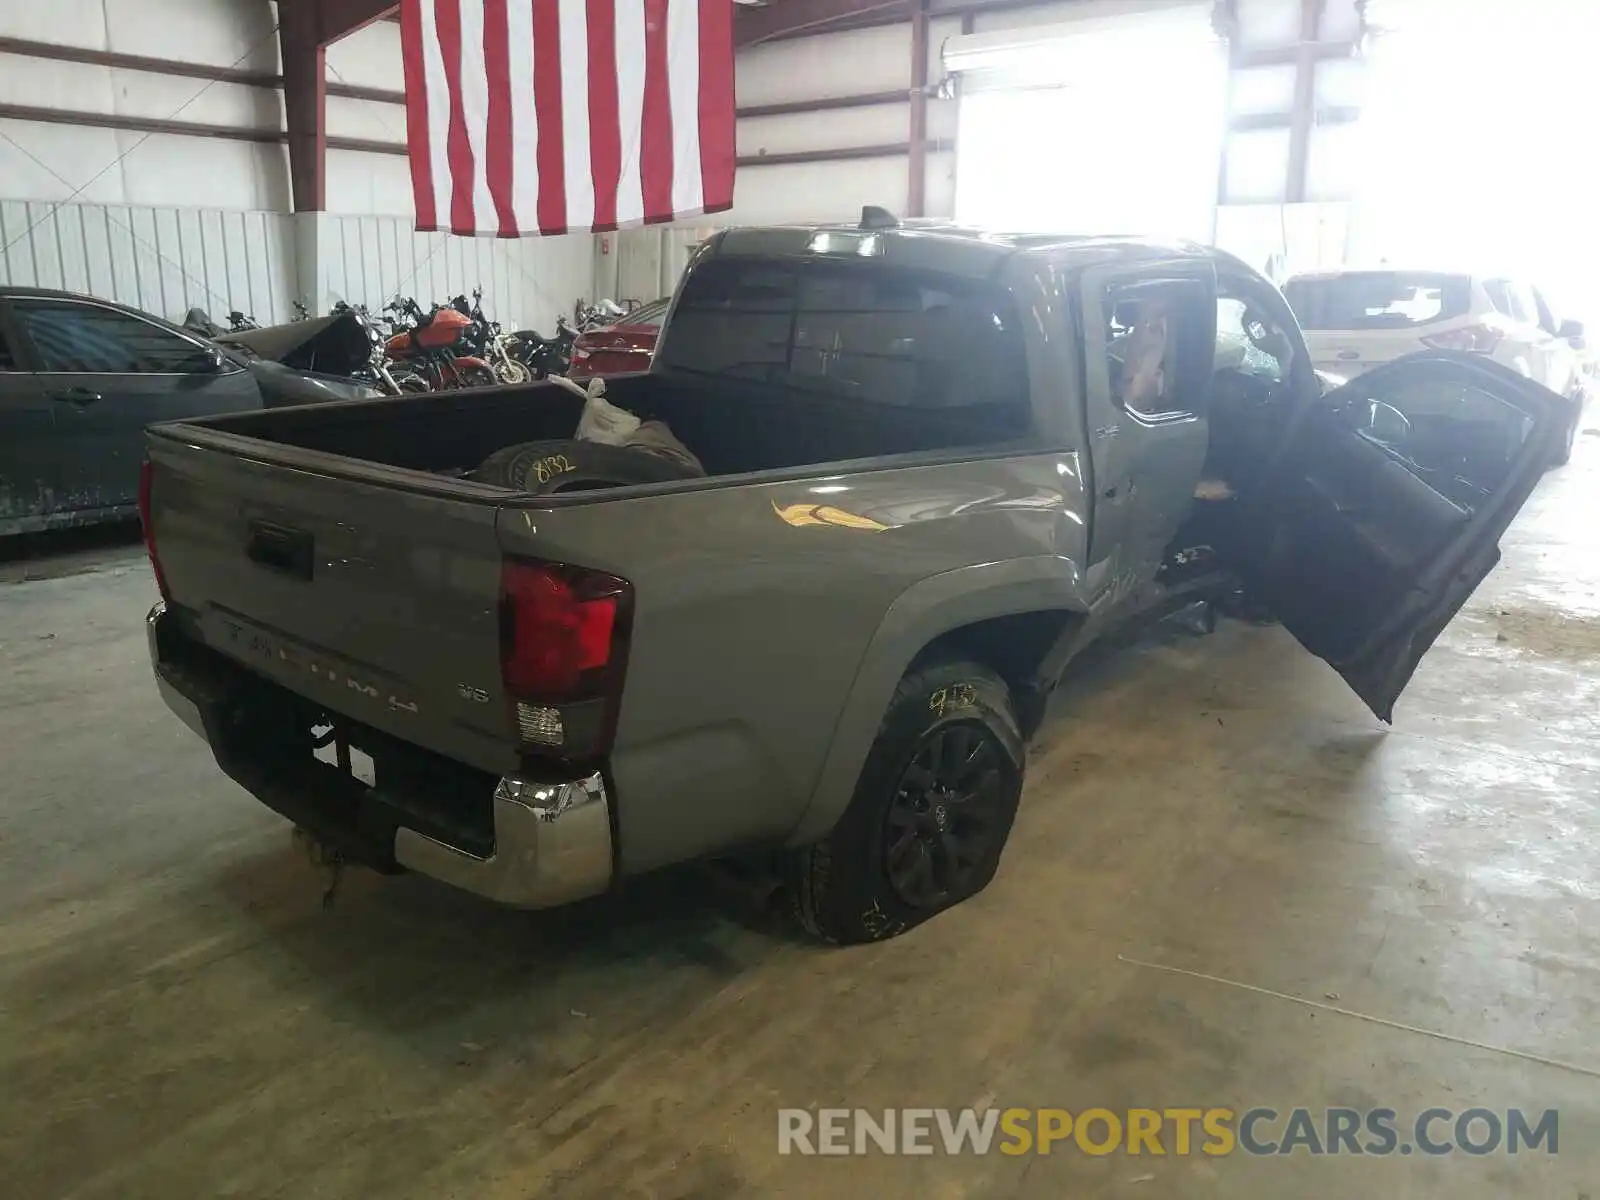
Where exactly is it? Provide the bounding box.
[457,364,498,389]
[495,359,533,386]
[395,372,432,394]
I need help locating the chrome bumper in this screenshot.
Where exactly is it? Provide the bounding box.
[146,601,614,910]
[148,602,207,740]
[394,774,613,909]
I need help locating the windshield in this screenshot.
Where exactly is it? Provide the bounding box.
[1283,272,1471,331]
[655,258,1028,411]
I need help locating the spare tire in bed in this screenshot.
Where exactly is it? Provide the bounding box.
[469,438,701,494]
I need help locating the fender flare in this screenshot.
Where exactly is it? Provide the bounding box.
[785,555,1089,846]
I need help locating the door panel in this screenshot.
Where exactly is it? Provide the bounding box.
[1078,260,1217,612]
[0,372,59,530]
[1249,351,1564,720]
[11,298,261,514]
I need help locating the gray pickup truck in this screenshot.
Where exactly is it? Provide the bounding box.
[142,216,1562,943]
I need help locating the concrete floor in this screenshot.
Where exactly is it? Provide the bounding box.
[4,440,1599,1199]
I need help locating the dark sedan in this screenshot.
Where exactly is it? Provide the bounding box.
[0,287,374,536]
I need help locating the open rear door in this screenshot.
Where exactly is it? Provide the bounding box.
[1243,351,1564,721]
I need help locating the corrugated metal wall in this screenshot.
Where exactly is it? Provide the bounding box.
[0,200,296,324]
[316,215,595,334]
[597,227,714,309]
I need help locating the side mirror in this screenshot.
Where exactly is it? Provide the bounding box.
[1558,318,1585,340]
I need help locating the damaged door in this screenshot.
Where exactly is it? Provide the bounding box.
[1245,351,1565,721]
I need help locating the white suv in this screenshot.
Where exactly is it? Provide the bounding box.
[1283,269,1587,463]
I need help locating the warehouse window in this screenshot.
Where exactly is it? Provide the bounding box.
[14,301,214,374]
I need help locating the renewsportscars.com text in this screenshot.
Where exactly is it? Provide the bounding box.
[777,1107,1558,1157]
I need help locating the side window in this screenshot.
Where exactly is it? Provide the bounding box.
[1344,375,1535,511]
[1482,279,1514,317]
[1504,282,1540,327]
[1102,279,1212,417]
[1214,296,1288,383]
[0,326,14,371]
[12,301,213,373]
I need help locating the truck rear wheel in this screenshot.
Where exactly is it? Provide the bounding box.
[788,660,1024,944]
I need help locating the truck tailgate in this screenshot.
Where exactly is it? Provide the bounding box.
[146,426,518,776]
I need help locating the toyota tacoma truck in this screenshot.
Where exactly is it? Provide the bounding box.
[142,215,1563,943]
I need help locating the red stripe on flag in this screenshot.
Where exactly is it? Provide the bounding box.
[398,0,437,231]
[531,0,566,234]
[697,0,736,214]
[586,0,622,232]
[433,0,477,234]
[640,0,674,224]
[482,0,518,236]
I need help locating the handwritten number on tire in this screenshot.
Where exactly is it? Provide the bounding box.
[533,454,574,484]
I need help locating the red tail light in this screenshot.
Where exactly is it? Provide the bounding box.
[138,460,171,602]
[1423,324,1502,353]
[499,559,630,703]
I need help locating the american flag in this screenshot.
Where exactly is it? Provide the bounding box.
[399,0,736,236]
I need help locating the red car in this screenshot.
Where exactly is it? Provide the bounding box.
[568,298,670,380]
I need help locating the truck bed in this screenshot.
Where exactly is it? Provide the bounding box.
[179,370,1033,485]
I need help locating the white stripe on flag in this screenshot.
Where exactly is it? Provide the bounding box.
[506,0,539,232]
[557,0,594,232]
[418,0,454,228]
[665,0,703,216]
[454,0,495,233]
[613,2,646,227]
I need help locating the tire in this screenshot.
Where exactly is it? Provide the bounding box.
[495,359,533,386]
[469,438,701,494]
[456,364,498,389]
[786,660,1025,944]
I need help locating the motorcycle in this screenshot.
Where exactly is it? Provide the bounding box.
[217,305,399,397]
[182,307,259,338]
[507,317,579,380]
[382,296,497,391]
[451,288,533,386]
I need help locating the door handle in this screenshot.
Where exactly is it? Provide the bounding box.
[49,387,102,406]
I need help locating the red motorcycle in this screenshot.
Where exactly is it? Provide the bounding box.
[382,297,497,391]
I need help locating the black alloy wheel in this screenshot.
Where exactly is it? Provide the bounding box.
[883,722,1008,908]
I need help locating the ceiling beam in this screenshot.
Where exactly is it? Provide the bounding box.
[736,0,912,46]
[302,0,399,46]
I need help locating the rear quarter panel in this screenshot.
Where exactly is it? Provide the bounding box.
[499,453,1093,874]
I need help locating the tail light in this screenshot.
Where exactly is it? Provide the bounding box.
[138,459,171,602]
[1423,324,1503,354]
[499,559,631,756]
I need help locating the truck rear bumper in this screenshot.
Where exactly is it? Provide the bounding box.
[146,601,614,909]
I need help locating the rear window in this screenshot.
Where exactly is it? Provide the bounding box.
[655,258,1028,410]
[1283,272,1471,331]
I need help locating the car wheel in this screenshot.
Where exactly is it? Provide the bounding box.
[786,660,1024,944]
[469,438,701,494]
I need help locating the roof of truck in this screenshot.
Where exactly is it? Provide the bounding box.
[708,216,1221,281]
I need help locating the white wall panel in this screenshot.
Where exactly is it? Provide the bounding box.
[724,157,913,226]
[325,18,405,90]
[737,25,912,107]
[0,199,295,323]
[0,0,278,68]
[315,215,594,333]
[325,148,417,218]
